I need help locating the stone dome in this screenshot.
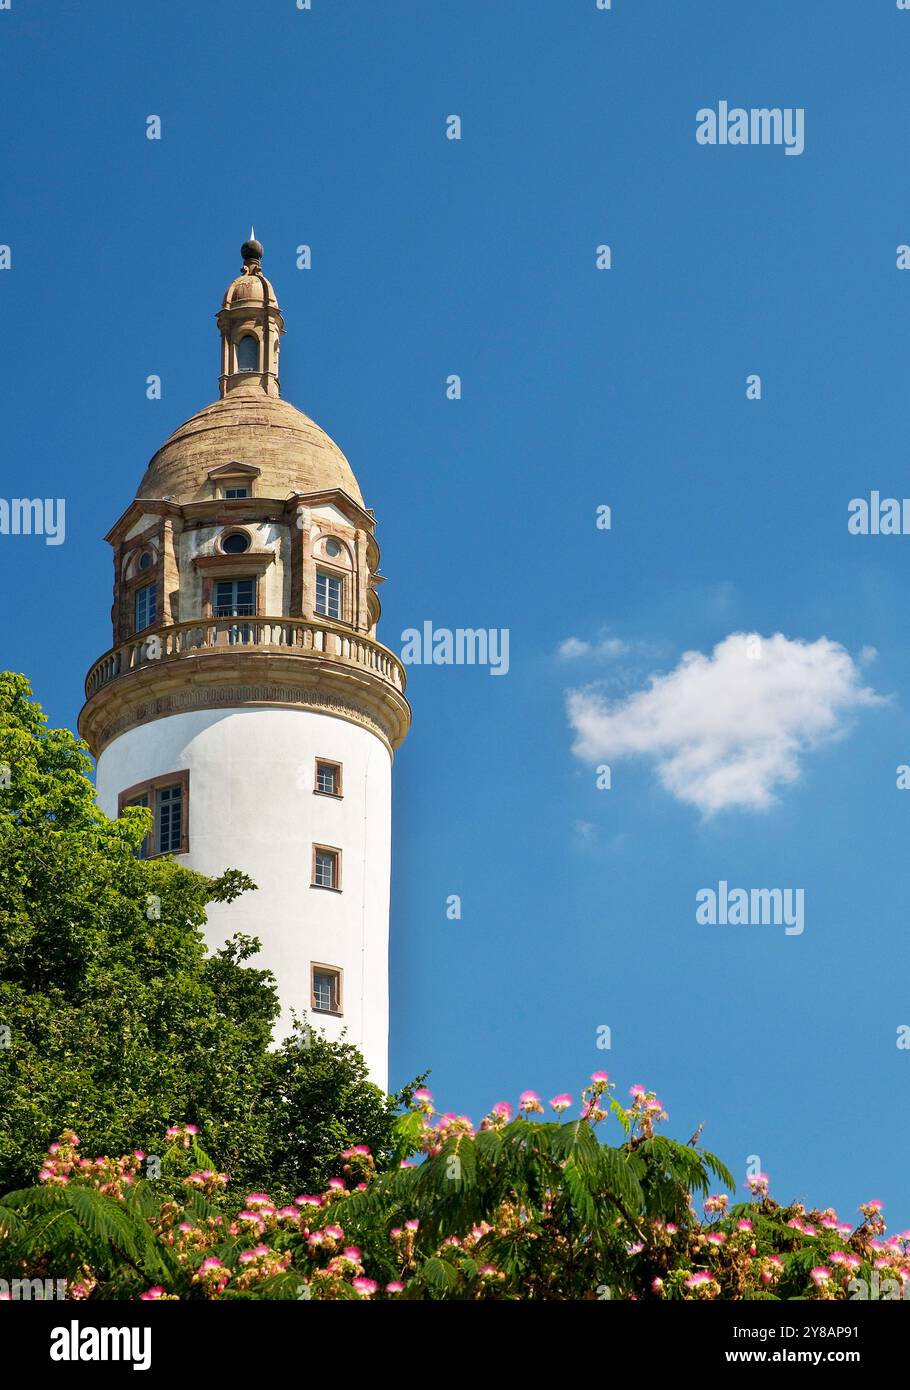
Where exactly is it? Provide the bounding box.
[223,271,278,308]
[137,390,365,507]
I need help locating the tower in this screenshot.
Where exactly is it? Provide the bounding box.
[78,237,411,1089]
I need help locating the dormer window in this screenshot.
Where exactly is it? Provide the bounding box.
[207,462,260,500]
[237,335,259,372]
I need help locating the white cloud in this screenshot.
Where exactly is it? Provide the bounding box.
[557,634,629,661]
[558,637,594,660]
[566,632,884,816]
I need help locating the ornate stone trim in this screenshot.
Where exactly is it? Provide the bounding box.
[97,683,391,748]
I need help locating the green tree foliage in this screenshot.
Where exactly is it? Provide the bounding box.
[0,673,404,1196]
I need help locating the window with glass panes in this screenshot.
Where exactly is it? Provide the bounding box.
[134,582,157,632]
[312,968,341,1013]
[315,571,342,620]
[157,783,183,855]
[120,775,187,858]
[214,578,255,616]
[224,487,248,499]
[315,761,341,796]
[313,847,339,889]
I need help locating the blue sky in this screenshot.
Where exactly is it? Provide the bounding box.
[2,0,909,1222]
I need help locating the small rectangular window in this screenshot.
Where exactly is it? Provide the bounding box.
[224,487,248,499]
[119,774,188,858]
[312,846,340,890]
[311,966,342,1015]
[135,582,157,633]
[315,571,342,621]
[315,760,342,797]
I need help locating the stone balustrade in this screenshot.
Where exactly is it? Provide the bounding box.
[85,617,407,700]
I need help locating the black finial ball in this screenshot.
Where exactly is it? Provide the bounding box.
[241,237,264,261]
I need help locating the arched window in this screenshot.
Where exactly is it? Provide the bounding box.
[236,335,259,372]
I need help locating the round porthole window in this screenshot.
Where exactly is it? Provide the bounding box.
[222,531,251,555]
[324,538,341,558]
[138,551,153,571]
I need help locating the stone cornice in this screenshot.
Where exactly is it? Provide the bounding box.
[78,619,411,757]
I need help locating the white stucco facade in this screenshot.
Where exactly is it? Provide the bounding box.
[95,706,393,1089]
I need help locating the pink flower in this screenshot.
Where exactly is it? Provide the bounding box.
[294,1194,322,1207]
[342,1246,362,1263]
[549,1094,572,1113]
[492,1102,512,1121]
[352,1277,377,1296]
[140,1286,165,1300]
[810,1266,832,1286]
[629,1084,647,1099]
[736,1219,753,1232]
[385,1281,404,1294]
[518,1090,544,1113]
[239,1244,270,1264]
[685,1271,712,1287]
[590,1072,609,1083]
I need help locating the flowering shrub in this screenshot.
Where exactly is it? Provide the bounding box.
[0,1075,902,1300]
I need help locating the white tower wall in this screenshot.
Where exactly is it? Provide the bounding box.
[95,707,393,1089]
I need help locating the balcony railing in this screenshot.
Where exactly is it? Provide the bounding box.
[85,617,407,700]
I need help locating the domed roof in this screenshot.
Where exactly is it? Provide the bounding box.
[137,390,364,507]
[222,270,278,308]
